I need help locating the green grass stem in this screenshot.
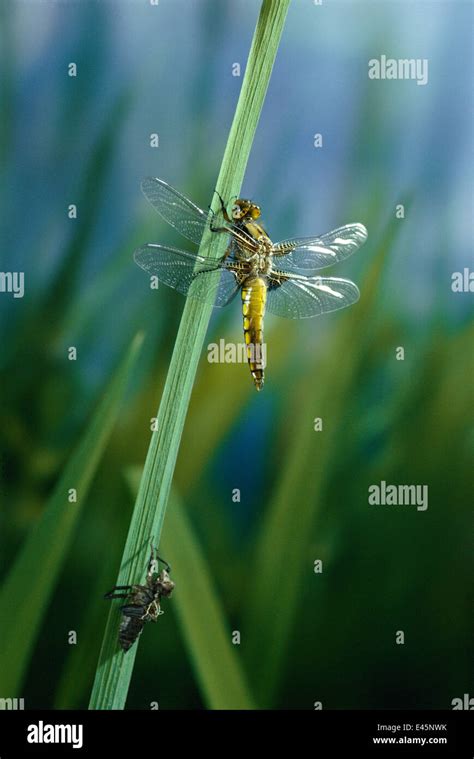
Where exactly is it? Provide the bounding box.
[89,0,291,710]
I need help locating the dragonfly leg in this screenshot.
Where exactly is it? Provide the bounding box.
[155,555,171,572]
[210,220,231,235]
[147,542,157,577]
[147,543,171,574]
[221,244,235,262]
[104,587,132,599]
[213,189,232,222]
[210,190,233,230]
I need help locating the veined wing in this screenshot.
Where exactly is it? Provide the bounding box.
[141,177,249,250]
[272,223,368,275]
[266,274,360,319]
[134,243,240,307]
[141,177,213,246]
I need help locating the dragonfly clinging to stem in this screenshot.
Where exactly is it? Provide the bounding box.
[134,177,368,390]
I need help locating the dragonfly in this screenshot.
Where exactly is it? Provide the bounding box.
[104,545,174,652]
[134,177,368,390]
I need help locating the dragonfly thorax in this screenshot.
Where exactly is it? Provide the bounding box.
[256,238,274,273]
[237,235,274,274]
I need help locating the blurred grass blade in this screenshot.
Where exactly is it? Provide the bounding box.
[126,469,255,709]
[243,215,405,706]
[44,91,132,331]
[0,332,143,695]
[89,0,291,710]
[54,549,118,709]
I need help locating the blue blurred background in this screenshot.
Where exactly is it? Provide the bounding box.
[0,0,472,709]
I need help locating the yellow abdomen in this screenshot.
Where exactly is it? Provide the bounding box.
[241,276,267,391]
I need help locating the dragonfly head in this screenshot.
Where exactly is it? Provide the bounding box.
[156,569,175,597]
[231,199,261,221]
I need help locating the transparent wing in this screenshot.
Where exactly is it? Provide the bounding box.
[266,275,360,319]
[272,223,368,275]
[141,177,211,246]
[134,243,240,307]
[141,176,252,250]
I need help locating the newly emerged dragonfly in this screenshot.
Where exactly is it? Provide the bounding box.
[104,546,174,652]
[134,178,368,390]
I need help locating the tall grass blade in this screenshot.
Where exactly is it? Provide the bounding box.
[125,470,256,709]
[0,332,143,695]
[89,0,291,710]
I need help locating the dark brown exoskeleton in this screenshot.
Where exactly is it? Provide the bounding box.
[104,545,175,652]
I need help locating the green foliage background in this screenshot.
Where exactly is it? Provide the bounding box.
[0,0,472,709]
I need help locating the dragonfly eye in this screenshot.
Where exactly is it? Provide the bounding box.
[250,205,261,219]
[231,204,242,219]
